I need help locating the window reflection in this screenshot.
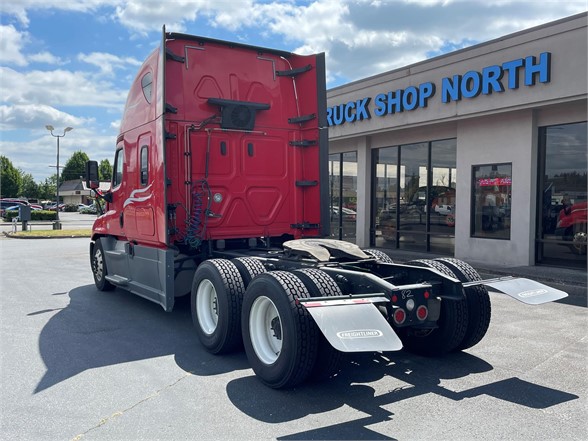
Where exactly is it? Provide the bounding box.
[471,163,512,239]
[537,122,587,268]
[372,139,456,254]
[329,152,357,242]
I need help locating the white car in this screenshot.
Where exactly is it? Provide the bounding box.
[435,204,453,215]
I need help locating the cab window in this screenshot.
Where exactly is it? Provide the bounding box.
[141,72,152,104]
[140,146,148,186]
[113,148,124,188]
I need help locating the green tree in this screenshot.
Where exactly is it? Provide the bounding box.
[0,156,22,198]
[61,150,90,182]
[99,159,112,181]
[39,176,57,201]
[20,171,40,199]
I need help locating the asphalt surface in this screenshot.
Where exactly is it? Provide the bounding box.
[0,234,586,440]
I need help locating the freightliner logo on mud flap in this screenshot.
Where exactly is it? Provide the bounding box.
[518,289,549,298]
[337,330,384,339]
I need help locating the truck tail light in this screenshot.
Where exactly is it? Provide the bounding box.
[393,308,406,325]
[416,305,428,321]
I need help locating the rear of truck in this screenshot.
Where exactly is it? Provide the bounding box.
[88,28,328,311]
[163,32,329,249]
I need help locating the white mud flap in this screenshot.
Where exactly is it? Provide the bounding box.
[467,277,568,305]
[301,297,403,352]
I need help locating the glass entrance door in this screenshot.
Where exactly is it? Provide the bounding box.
[536,122,587,268]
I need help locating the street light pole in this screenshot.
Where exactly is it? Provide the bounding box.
[45,125,73,228]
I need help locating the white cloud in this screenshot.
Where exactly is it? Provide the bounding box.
[0,67,127,109]
[110,119,121,131]
[113,0,210,35]
[0,25,29,66]
[78,52,143,76]
[0,0,121,26]
[0,104,92,131]
[28,51,66,65]
[1,130,116,182]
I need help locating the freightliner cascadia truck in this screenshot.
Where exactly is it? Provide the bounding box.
[85,27,568,389]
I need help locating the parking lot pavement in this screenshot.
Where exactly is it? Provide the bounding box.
[1,238,586,440]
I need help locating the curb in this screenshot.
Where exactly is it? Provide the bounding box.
[2,232,91,239]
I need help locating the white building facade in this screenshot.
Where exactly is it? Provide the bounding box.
[326,13,587,270]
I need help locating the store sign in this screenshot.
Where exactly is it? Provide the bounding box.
[478,177,512,187]
[327,52,551,126]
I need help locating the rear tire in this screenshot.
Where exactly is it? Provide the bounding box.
[91,238,115,291]
[191,259,245,354]
[363,248,394,263]
[294,269,344,381]
[242,271,319,389]
[231,257,266,288]
[397,259,468,356]
[434,258,491,351]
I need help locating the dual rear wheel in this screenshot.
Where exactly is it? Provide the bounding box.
[191,259,343,388]
[190,255,491,387]
[398,258,491,355]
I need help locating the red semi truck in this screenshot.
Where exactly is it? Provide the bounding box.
[86,27,567,389]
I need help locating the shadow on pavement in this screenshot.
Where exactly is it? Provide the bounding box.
[34,284,579,441]
[34,285,248,393]
[226,352,579,440]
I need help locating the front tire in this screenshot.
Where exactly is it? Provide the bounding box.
[242,271,319,389]
[191,259,245,354]
[91,238,115,291]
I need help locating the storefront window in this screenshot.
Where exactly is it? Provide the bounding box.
[373,147,398,246]
[430,139,457,254]
[471,163,512,239]
[372,139,456,254]
[399,143,429,250]
[537,122,587,268]
[329,152,357,242]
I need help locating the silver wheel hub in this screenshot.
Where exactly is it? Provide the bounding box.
[94,248,104,280]
[196,279,219,335]
[249,296,282,365]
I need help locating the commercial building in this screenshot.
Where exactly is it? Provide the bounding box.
[326,12,587,270]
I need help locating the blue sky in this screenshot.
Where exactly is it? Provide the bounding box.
[1,0,586,183]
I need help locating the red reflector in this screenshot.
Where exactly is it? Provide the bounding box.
[393,308,406,325]
[424,291,430,299]
[416,305,428,321]
[391,295,398,303]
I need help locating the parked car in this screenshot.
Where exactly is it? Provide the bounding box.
[555,201,587,255]
[434,204,453,215]
[78,204,98,214]
[330,207,356,221]
[0,199,27,217]
[47,203,65,211]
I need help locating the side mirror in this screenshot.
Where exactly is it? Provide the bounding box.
[86,160,100,189]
